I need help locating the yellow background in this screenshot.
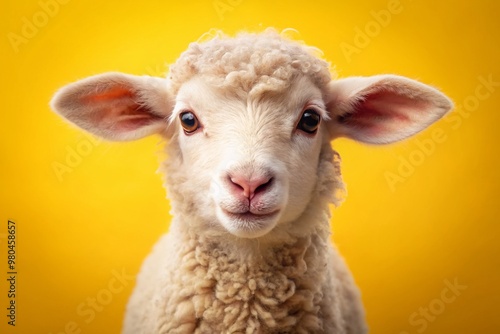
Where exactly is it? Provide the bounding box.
[1,0,499,333]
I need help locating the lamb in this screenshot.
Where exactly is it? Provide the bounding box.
[50,30,453,333]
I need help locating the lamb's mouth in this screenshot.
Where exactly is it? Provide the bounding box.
[223,209,280,221]
[220,208,281,237]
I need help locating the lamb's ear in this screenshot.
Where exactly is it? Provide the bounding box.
[325,75,453,144]
[50,72,173,141]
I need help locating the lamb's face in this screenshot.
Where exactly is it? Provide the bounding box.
[170,75,328,238]
[50,34,453,241]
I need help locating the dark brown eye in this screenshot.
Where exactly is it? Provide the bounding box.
[297,109,321,134]
[179,111,200,134]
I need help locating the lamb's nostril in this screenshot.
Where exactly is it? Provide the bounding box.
[229,175,273,200]
[255,177,273,195]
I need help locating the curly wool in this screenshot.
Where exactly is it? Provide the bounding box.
[167,29,334,98]
[155,232,332,333]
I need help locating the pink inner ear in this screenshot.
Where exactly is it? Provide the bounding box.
[84,87,135,102]
[80,85,163,133]
[338,90,431,138]
[118,112,163,131]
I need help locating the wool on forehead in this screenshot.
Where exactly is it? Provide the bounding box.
[167,29,334,98]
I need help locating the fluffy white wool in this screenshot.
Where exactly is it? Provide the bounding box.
[50,29,453,334]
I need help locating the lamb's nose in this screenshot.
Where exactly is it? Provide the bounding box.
[229,174,273,200]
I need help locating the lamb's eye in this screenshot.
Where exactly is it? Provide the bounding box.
[179,111,199,134]
[297,110,321,134]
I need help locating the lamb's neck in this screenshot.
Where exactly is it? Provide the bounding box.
[157,206,336,333]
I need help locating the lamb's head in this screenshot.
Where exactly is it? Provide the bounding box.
[51,31,453,239]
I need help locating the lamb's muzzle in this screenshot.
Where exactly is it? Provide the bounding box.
[216,162,284,238]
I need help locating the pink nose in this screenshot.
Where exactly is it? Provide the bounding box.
[229,174,273,200]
